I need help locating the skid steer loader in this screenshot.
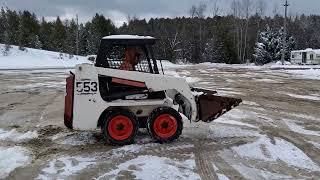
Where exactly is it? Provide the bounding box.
[64,35,242,145]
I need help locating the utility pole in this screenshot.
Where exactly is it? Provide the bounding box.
[76,14,79,55]
[281,0,289,65]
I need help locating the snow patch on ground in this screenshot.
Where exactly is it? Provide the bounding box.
[212,163,230,180]
[215,119,256,128]
[167,144,194,150]
[284,119,320,136]
[286,93,320,101]
[281,112,320,122]
[96,155,200,180]
[200,62,263,70]
[12,81,65,90]
[285,69,320,80]
[53,132,96,146]
[0,146,31,178]
[233,135,320,171]
[309,141,320,149]
[217,90,243,96]
[243,101,260,106]
[0,128,38,142]
[109,143,159,159]
[0,44,90,69]
[165,70,201,83]
[209,125,259,138]
[111,144,148,156]
[254,78,280,83]
[232,164,292,179]
[199,69,210,73]
[216,108,258,123]
[214,108,258,128]
[37,156,96,179]
[157,60,191,70]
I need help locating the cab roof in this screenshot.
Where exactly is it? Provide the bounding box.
[103,35,156,40]
[101,35,157,45]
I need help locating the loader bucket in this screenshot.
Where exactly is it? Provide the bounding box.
[196,94,242,122]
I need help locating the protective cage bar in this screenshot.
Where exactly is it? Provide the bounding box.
[95,39,159,74]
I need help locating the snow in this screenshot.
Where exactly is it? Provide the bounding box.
[269,63,320,70]
[0,44,90,69]
[212,163,230,180]
[286,93,320,101]
[111,144,148,156]
[167,144,194,150]
[254,78,280,83]
[213,109,257,128]
[275,60,291,65]
[232,164,292,179]
[102,35,155,40]
[232,135,320,171]
[0,146,31,178]
[37,156,96,179]
[199,69,209,73]
[309,141,320,149]
[285,69,320,80]
[215,119,256,128]
[157,60,192,70]
[0,128,38,142]
[291,48,320,54]
[12,81,65,90]
[96,155,200,180]
[209,125,259,138]
[55,132,97,146]
[243,101,260,106]
[284,120,320,136]
[288,113,319,122]
[165,69,201,83]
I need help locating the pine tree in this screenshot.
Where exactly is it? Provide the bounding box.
[32,35,42,49]
[52,16,67,52]
[0,8,6,42]
[253,26,295,65]
[39,17,54,50]
[3,31,11,56]
[17,17,25,50]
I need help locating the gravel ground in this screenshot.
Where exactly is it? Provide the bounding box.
[0,65,319,179]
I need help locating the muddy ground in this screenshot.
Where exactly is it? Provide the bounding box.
[0,65,319,179]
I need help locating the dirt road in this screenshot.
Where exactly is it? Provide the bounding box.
[0,65,319,179]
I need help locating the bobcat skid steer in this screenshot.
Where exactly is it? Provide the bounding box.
[64,35,242,145]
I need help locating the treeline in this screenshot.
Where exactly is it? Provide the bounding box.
[1,6,320,64]
[0,8,116,56]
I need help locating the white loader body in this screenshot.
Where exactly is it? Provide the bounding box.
[72,63,198,130]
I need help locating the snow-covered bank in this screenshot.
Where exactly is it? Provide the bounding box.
[0,44,90,69]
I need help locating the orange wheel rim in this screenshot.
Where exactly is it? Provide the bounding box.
[108,115,133,141]
[153,114,178,138]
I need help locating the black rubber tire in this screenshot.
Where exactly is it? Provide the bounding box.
[147,107,183,143]
[101,108,139,146]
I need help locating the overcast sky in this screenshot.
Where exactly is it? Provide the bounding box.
[1,0,320,27]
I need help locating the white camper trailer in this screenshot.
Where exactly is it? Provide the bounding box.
[290,48,320,65]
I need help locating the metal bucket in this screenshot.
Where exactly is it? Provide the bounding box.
[196,94,242,122]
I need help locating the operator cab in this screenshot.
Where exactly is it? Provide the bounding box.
[95,35,165,102]
[95,35,160,74]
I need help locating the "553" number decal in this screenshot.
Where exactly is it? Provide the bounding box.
[76,80,98,94]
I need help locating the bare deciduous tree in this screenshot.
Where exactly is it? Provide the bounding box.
[189,5,197,18]
[210,0,221,17]
[256,0,266,18]
[230,0,252,63]
[242,0,252,63]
